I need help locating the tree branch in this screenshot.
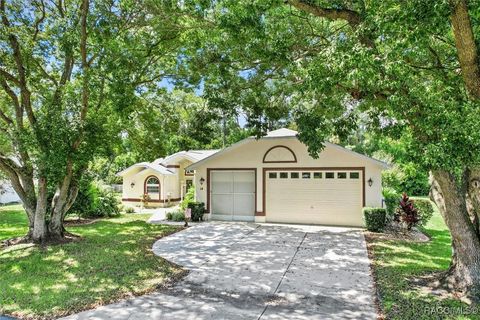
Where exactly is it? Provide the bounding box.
[0,68,20,86]
[0,156,33,213]
[0,78,21,126]
[450,0,480,99]
[0,0,36,126]
[32,58,58,86]
[287,0,362,27]
[32,0,46,42]
[79,0,89,122]
[286,0,375,48]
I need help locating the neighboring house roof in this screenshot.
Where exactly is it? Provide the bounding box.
[264,128,298,138]
[116,149,220,177]
[160,149,219,165]
[187,128,389,170]
[116,162,175,177]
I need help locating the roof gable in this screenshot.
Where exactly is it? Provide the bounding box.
[187,128,389,169]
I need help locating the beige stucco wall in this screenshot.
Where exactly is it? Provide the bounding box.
[193,137,384,216]
[121,168,179,207]
[177,159,194,198]
[121,158,195,208]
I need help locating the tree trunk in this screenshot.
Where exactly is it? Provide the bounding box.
[450,0,480,99]
[430,170,480,299]
[466,168,480,234]
[49,163,75,238]
[32,177,48,243]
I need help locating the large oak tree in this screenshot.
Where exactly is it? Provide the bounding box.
[0,0,188,243]
[178,0,480,299]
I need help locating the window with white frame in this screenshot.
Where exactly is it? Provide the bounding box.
[146,176,160,194]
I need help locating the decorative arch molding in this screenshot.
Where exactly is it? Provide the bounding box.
[262,145,297,163]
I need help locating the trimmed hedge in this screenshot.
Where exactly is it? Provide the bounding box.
[412,198,434,228]
[166,210,185,221]
[382,188,401,220]
[187,202,205,222]
[363,207,387,232]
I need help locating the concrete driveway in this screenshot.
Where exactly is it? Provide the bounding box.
[63,223,376,320]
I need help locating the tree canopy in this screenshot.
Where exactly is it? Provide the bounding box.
[2,0,480,301]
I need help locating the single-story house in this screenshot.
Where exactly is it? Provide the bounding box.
[187,128,388,227]
[117,150,218,207]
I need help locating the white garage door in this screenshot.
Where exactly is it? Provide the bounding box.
[210,170,255,221]
[265,170,363,226]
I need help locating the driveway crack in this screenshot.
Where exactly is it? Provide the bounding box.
[258,231,308,320]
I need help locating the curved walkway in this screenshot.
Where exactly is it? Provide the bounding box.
[63,222,377,320]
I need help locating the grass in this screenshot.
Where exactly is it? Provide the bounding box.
[367,197,480,320]
[0,204,29,241]
[0,205,183,319]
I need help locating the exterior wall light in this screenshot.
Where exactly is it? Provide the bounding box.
[130,182,135,188]
[368,178,373,187]
[199,177,205,186]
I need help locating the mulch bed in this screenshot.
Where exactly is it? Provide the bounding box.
[1,232,83,250]
[365,223,430,243]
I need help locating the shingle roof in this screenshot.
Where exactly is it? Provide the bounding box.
[265,128,298,137]
[117,149,220,176]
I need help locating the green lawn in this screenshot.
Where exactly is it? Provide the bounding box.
[0,204,29,241]
[368,198,479,320]
[0,205,184,319]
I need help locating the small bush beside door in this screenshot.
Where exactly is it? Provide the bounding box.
[363,208,387,232]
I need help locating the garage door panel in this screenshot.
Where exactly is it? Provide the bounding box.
[211,194,233,215]
[210,170,255,221]
[233,194,255,216]
[233,171,255,193]
[211,171,234,193]
[266,170,363,227]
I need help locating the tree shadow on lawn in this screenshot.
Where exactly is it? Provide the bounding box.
[0,218,184,319]
[370,226,480,319]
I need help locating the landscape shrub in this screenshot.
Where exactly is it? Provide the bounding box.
[412,198,434,228]
[166,211,173,220]
[69,181,121,218]
[125,207,135,214]
[363,207,387,232]
[382,188,401,221]
[187,202,205,222]
[394,193,420,230]
[171,210,185,222]
[180,187,195,210]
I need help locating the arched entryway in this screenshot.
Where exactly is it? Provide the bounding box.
[144,176,161,200]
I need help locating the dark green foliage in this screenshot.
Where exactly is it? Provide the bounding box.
[382,188,401,220]
[166,211,173,220]
[382,160,430,196]
[187,202,205,222]
[69,182,121,218]
[363,208,387,232]
[412,198,435,228]
[350,135,430,196]
[169,210,185,222]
